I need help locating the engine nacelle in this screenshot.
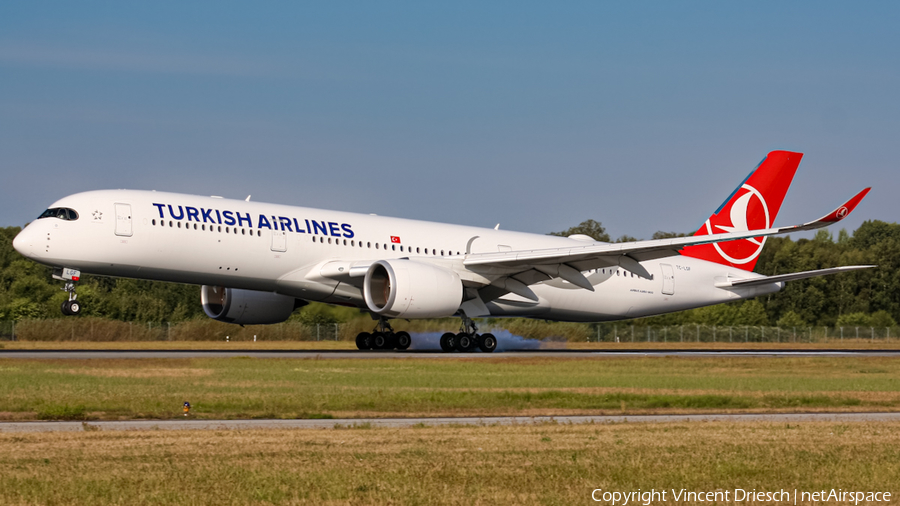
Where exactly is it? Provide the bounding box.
[201,285,302,325]
[363,259,463,318]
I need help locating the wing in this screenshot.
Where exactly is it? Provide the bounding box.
[461,188,871,300]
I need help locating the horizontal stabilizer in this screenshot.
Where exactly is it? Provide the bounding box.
[717,265,875,288]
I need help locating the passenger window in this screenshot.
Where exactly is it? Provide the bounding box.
[152,219,156,225]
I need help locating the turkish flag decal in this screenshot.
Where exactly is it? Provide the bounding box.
[390,236,401,243]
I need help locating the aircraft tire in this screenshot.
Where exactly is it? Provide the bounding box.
[440,332,456,352]
[68,301,81,315]
[479,333,497,353]
[61,301,72,316]
[456,333,474,352]
[395,331,411,350]
[356,332,373,350]
[373,332,390,349]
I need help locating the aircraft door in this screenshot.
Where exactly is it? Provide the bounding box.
[271,230,287,252]
[114,203,133,237]
[660,264,674,295]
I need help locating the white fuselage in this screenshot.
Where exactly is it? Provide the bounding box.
[13,190,781,322]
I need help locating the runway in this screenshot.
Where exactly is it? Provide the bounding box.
[1,349,899,359]
[2,412,899,433]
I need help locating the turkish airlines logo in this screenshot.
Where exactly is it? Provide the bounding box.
[703,184,770,265]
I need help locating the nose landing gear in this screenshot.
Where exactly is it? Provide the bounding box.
[54,268,82,316]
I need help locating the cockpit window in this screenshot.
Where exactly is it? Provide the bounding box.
[38,208,79,221]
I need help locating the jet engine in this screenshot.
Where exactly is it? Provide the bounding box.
[201,285,304,325]
[363,259,463,318]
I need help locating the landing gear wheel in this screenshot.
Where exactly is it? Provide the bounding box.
[61,300,81,316]
[373,332,391,350]
[395,331,411,350]
[479,333,497,353]
[356,332,373,350]
[456,333,474,352]
[440,332,457,352]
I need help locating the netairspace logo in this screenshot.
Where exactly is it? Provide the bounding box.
[590,488,892,505]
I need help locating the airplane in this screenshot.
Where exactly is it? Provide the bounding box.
[12,150,872,353]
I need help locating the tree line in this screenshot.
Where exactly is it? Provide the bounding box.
[1,220,897,327]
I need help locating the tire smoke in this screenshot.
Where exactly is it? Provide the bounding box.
[408,330,563,352]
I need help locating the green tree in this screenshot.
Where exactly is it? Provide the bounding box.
[776,311,807,328]
[836,312,871,327]
[737,300,769,326]
[549,219,610,242]
[869,310,897,328]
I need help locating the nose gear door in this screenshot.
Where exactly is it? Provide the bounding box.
[114,203,133,237]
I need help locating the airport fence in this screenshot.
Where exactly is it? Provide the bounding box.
[588,323,899,343]
[0,319,898,344]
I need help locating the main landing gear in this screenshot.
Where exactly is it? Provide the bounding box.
[440,316,497,353]
[54,268,82,316]
[355,318,411,351]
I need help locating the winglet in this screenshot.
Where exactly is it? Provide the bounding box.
[811,187,870,225]
[790,187,871,232]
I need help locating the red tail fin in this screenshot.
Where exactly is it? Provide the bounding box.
[680,150,803,271]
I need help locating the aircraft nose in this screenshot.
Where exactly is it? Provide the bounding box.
[12,227,37,259]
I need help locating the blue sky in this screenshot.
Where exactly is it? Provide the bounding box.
[1,2,897,239]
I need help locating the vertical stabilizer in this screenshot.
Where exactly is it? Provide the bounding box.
[680,150,802,271]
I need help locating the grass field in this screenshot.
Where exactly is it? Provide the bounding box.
[2,356,899,421]
[0,422,897,505]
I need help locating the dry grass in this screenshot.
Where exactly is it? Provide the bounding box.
[0,422,897,505]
